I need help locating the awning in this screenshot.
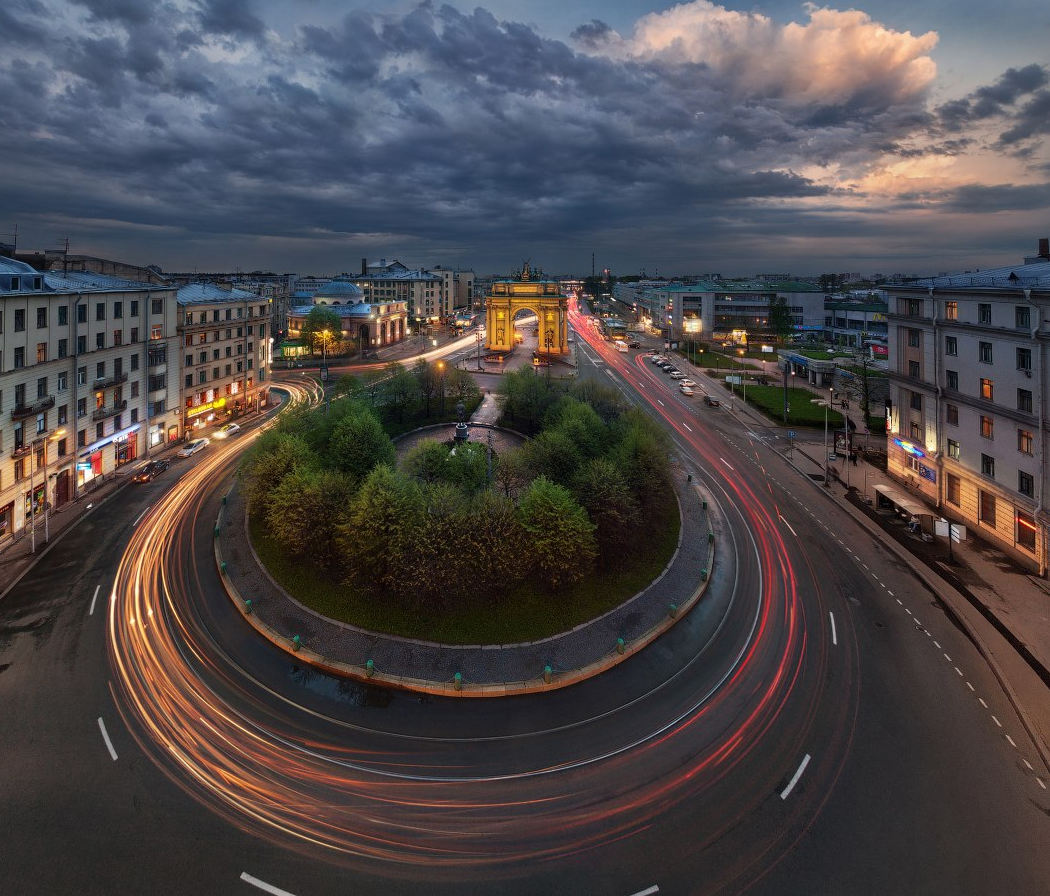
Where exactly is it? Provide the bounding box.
[874,483,932,518]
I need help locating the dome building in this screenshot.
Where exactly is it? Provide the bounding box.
[284,277,407,359]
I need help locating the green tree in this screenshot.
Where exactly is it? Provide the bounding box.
[517,476,596,590]
[405,483,471,603]
[413,359,439,417]
[299,306,343,357]
[382,361,416,423]
[493,446,530,499]
[568,379,628,423]
[767,296,794,343]
[243,431,314,513]
[402,438,452,484]
[572,458,640,560]
[519,428,583,488]
[445,440,489,494]
[465,490,528,594]
[500,368,558,434]
[611,412,672,509]
[326,407,396,482]
[545,397,607,459]
[266,467,356,565]
[338,465,422,593]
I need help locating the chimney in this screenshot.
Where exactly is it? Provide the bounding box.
[1040,237,1049,259]
[361,257,367,276]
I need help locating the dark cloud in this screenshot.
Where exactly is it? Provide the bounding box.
[194,0,267,41]
[0,1,1047,274]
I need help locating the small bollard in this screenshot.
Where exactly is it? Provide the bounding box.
[616,638,625,655]
[214,525,220,537]
[687,473,693,482]
[222,495,227,505]
[454,672,463,691]
[669,603,678,618]
[292,634,301,651]
[543,665,552,684]
[700,568,708,581]
[366,659,375,678]
[702,499,708,510]
[708,532,714,543]
[244,599,253,615]
[220,561,227,574]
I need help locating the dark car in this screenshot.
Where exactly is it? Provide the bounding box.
[705,396,721,407]
[133,459,170,482]
[628,340,641,349]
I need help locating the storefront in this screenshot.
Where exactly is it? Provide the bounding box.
[149,422,165,448]
[0,502,13,539]
[186,396,227,435]
[115,431,137,468]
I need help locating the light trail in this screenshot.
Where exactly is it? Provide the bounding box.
[103,307,857,880]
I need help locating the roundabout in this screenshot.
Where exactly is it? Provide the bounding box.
[101,383,857,892]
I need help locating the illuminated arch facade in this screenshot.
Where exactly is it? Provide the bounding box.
[485,263,569,356]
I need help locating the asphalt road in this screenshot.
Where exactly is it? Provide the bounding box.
[0,324,1047,895]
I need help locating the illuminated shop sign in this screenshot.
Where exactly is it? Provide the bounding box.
[893,438,926,458]
[186,397,227,418]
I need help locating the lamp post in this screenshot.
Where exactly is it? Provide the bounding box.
[436,360,446,414]
[782,358,790,423]
[738,348,746,410]
[810,393,832,487]
[32,428,65,553]
[476,328,483,371]
[320,328,330,381]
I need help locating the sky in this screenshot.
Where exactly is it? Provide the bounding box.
[1,0,1048,278]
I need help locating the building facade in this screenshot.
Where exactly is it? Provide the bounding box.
[0,256,179,542]
[177,284,271,436]
[285,279,407,357]
[884,248,1050,575]
[351,259,443,334]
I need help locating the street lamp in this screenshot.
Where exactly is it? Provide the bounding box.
[810,391,833,487]
[738,348,746,410]
[476,328,484,371]
[436,360,446,414]
[320,328,330,380]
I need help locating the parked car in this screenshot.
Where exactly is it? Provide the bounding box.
[214,423,241,439]
[177,438,209,457]
[133,459,170,483]
[679,386,695,396]
[670,371,686,379]
[705,396,721,407]
[679,379,697,388]
[628,340,641,349]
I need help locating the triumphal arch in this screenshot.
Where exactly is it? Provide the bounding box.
[485,262,569,356]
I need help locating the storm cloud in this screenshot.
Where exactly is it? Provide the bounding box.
[0,0,1047,274]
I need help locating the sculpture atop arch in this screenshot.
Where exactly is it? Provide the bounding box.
[485,263,569,356]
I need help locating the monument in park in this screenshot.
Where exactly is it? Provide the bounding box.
[484,261,569,357]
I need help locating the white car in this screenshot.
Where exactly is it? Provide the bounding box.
[669,371,685,379]
[178,438,209,457]
[680,386,695,396]
[214,423,241,439]
[679,379,697,388]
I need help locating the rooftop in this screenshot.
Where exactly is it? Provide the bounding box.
[177,283,258,305]
[902,261,1050,290]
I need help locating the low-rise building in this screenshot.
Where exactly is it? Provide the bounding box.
[285,279,407,357]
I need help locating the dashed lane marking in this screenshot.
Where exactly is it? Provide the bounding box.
[98,717,118,761]
[780,754,811,800]
[240,873,299,896]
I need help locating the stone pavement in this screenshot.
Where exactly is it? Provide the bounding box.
[215,467,717,696]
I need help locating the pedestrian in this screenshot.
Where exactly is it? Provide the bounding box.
[851,452,858,466]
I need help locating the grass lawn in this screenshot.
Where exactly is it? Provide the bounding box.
[741,385,845,428]
[250,490,681,645]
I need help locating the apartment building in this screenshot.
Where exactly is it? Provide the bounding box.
[0,256,178,541]
[351,259,443,332]
[177,284,271,436]
[885,243,1050,574]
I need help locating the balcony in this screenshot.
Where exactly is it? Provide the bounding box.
[11,444,32,460]
[92,371,129,390]
[11,396,55,420]
[93,399,127,421]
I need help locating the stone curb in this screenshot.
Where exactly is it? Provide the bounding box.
[213,478,715,697]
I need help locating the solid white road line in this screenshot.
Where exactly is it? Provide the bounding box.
[132,506,150,527]
[626,887,660,896]
[720,458,734,470]
[683,423,692,432]
[780,754,811,799]
[89,585,100,616]
[97,717,117,761]
[240,873,299,896]
[657,399,665,406]
[779,515,798,538]
[829,611,837,646]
